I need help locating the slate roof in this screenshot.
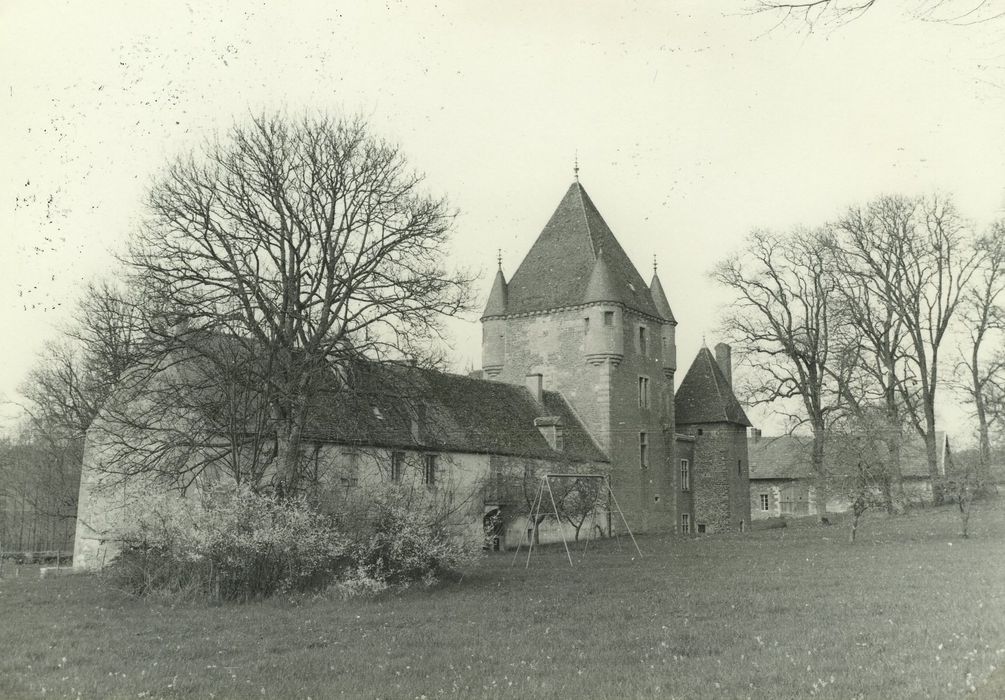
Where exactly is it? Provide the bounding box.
[483,268,508,317]
[674,347,752,426]
[500,181,665,319]
[304,361,608,463]
[748,433,946,480]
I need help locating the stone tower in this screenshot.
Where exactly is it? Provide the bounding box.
[674,343,753,533]
[480,180,678,530]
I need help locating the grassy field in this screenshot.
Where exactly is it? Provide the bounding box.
[2,500,1004,699]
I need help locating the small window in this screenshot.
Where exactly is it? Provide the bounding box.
[423,454,438,486]
[639,432,648,468]
[638,376,650,408]
[391,451,405,482]
[583,317,590,335]
[738,459,742,476]
[554,427,564,452]
[759,493,769,511]
[681,513,691,534]
[697,428,703,436]
[638,326,648,355]
[680,459,690,492]
[697,523,706,534]
[603,311,615,326]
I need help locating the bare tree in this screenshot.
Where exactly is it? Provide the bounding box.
[714,228,848,521]
[832,195,983,503]
[753,0,1005,27]
[953,221,1005,486]
[109,112,473,494]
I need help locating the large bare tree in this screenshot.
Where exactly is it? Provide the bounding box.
[112,112,473,493]
[714,228,849,520]
[832,195,983,502]
[953,220,1005,482]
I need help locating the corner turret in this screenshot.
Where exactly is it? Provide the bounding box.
[481,267,509,378]
[650,271,677,376]
[583,251,625,366]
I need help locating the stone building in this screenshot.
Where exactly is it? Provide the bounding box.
[74,177,753,568]
[748,431,951,519]
[479,179,752,534]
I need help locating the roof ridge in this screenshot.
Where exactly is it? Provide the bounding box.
[574,182,599,258]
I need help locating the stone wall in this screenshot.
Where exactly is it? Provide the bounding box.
[680,423,750,533]
[484,304,677,532]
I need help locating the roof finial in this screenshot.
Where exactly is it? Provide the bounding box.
[574,150,579,182]
[653,254,658,275]
[702,334,707,347]
[497,248,502,271]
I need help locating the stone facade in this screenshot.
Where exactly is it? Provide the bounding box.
[480,179,752,535]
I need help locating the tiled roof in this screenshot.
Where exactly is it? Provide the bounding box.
[649,273,676,324]
[502,182,664,319]
[674,347,752,426]
[304,362,608,463]
[482,268,508,317]
[748,433,945,480]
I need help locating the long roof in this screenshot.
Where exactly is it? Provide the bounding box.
[501,181,664,318]
[747,433,946,480]
[674,347,752,426]
[304,362,608,463]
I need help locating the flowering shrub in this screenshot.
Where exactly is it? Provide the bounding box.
[340,487,480,585]
[109,484,479,600]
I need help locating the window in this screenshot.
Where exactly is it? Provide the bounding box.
[639,432,648,468]
[603,311,615,326]
[340,451,359,488]
[423,454,438,486]
[759,493,769,511]
[680,459,690,491]
[638,376,650,408]
[583,317,590,335]
[697,523,706,534]
[738,459,742,476]
[681,513,691,534]
[554,427,564,452]
[391,451,405,482]
[638,326,648,355]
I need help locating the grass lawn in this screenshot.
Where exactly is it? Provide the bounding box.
[2,499,1004,699]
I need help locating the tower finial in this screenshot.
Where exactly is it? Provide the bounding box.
[653,254,658,275]
[497,248,502,271]
[574,150,579,182]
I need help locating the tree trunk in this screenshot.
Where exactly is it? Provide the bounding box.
[811,422,828,521]
[922,404,943,504]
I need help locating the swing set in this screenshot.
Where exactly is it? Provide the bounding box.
[511,473,642,567]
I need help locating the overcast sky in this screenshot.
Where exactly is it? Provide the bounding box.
[2,1,1004,438]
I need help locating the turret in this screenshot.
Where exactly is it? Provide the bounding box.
[583,251,624,366]
[649,270,676,377]
[481,266,508,378]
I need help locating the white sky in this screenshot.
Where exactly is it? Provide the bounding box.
[2,1,1005,439]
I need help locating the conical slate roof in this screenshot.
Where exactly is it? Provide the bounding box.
[649,272,676,323]
[504,182,661,318]
[482,268,508,317]
[675,347,752,426]
[582,250,619,304]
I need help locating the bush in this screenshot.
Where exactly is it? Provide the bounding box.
[341,488,480,585]
[108,485,479,600]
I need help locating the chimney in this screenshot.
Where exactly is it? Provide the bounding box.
[525,373,543,403]
[714,342,732,387]
[749,427,762,442]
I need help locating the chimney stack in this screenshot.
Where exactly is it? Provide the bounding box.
[714,342,732,387]
[525,373,544,403]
